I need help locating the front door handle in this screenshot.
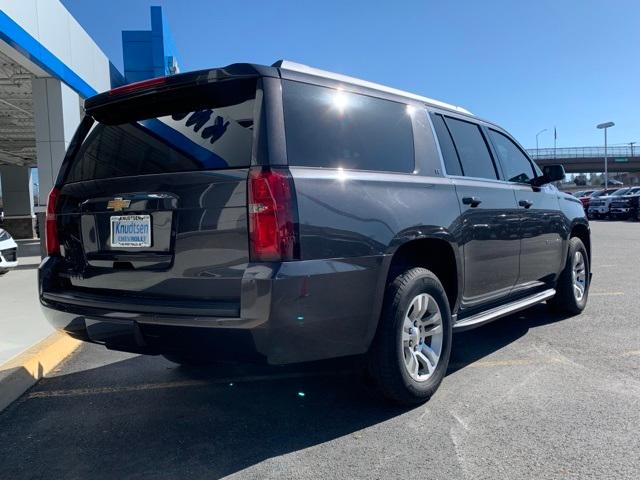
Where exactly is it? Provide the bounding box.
[519,199,533,209]
[462,196,482,207]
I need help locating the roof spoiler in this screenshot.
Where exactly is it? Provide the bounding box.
[85,63,265,114]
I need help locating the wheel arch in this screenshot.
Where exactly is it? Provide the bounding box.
[365,229,463,351]
[385,236,461,312]
[570,221,591,264]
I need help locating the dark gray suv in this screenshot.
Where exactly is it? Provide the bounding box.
[39,60,591,404]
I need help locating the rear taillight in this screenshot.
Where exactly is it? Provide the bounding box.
[46,187,61,256]
[248,167,298,262]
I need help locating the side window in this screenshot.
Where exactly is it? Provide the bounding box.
[488,129,536,183]
[430,113,462,176]
[444,117,498,180]
[282,80,415,173]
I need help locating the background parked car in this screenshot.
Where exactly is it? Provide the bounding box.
[587,188,631,219]
[573,190,594,198]
[0,228,18,275]
[574,190,595,210]
[581,188,616,212]
[609,187,640,220]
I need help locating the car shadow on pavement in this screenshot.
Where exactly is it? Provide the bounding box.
[0,304,573,480]
[6,262,39,271]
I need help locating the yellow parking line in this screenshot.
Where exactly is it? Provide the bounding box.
[27,380,210,398]
[25,370,348,399]
[451,349,638,370]
[21,350,640,401]
[450,357,565,370]
[621,351,640,357]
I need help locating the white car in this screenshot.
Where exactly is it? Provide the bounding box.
[0,228,18,275]
[588,187,632,219]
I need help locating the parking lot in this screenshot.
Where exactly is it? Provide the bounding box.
[0,221,638,480]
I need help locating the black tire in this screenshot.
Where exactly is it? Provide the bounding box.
[0,269,7,276]
[548,237,590,315]
[368,267,452,405]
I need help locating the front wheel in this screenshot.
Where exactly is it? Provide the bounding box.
[368,267,452,405]
[548,237,590,314]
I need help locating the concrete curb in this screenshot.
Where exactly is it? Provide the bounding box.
[0,332,80,412]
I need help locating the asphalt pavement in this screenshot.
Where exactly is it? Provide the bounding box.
[0,221,638,479]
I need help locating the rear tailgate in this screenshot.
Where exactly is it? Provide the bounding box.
[49,77,259,314]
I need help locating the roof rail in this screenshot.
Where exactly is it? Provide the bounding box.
[272,60,472,115]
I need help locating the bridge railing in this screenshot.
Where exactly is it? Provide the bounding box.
[527,146,639,160]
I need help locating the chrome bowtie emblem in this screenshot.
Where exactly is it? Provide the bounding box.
[106,197,130,211]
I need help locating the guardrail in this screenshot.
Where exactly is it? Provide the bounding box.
[527,146,639,160]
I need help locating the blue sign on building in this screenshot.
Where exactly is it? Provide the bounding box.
[122,6,180,84]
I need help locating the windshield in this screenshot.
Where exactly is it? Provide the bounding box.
[612,188,630,196]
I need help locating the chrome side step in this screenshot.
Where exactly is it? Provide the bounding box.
[453,289,556,332]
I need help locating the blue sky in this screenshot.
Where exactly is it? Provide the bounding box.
[62,0,638,149]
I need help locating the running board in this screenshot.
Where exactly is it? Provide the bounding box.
[453,289,556,332]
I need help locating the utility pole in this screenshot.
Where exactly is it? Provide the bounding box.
[630,142,636,158]
[597,122,615,190]
[536,129,548,159]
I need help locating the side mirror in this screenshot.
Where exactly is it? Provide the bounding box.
[532,164,565,186]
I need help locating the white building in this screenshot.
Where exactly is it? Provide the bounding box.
[0,1,177,238]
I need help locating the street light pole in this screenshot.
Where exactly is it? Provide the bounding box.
[597,122,615,190]
[536,129,548,159]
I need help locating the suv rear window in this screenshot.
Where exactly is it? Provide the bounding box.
[66,80,257,182]
[282,80,414,173]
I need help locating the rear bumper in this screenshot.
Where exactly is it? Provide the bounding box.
[39,255,387,364]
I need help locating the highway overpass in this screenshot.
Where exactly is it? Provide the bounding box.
[528,146,640,173]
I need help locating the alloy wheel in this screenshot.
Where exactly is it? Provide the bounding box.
[572,251,587,301]
[401,293,444,382]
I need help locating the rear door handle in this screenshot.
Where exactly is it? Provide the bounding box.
[519,199,533,209]
[462,196,482,207]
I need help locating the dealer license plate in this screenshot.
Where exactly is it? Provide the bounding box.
[110,215,151,248]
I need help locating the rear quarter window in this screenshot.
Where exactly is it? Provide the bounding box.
[282,80,414,173]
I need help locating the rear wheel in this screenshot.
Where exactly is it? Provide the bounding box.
[548,237,589,314]
[368,267,452,405]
